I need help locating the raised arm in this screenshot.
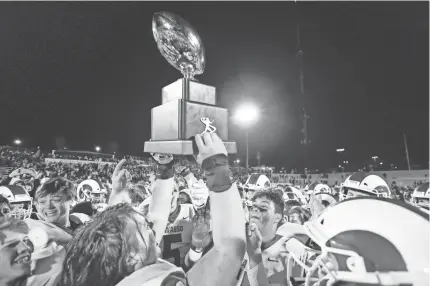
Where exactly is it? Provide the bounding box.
[187,133,246,286]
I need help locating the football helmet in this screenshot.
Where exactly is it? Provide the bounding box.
[285,186,308,205]
[312,192,337,208]
[284,197,429,286]
[340,172,390,201]
[0,185,33,219]
[411,182,429,211]
[243,174,271,204]
[76,179,107,204]
[306,182,331,195]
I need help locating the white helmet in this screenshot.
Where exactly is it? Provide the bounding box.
[242,174,271,206]
[284,186,307,205]
[284,197,429,286]
[0,185,33,219]
[76,179,107,204]
[312,192,337,208]
[340,172,390,201]
[411,182,429,211]
[305,182,331,195]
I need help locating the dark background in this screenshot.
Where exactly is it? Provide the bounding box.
[0,2,428,171]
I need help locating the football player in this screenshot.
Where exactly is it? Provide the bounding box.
[240,189,290,285]
[63,132,246,286]
[34,177,90,235]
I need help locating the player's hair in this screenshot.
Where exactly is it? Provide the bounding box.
[127,183,148,206]
[0,195,11,209]
[61,203,152,286]
[178,191,191,204]
[35,177,76,202]
[287,206,311,225]
[252,189,284,215]
[284,200,302,214]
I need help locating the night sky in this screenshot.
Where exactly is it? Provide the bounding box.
[1,2,428,171]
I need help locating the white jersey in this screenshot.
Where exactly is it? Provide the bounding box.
[240,223,316,286]
[160,204,195,267]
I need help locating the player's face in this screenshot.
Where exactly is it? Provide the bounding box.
[0,228,33,282]
[177,193,190,205]
[36,193,71,225]
[249,197,278,230]
[0,203,11,223]
[417,198,429,209]
[288,213,302,225]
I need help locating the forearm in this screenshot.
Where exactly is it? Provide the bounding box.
[187,155,246,286]
[210,183,245,249]
[245,260,269,286]
[203,154,245,250]
[147,177,174,245]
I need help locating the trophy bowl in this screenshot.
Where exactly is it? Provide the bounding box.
[152,11,205,79]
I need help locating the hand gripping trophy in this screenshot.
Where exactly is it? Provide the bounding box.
[144,11,237,155]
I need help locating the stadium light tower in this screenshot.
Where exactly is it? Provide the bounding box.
[234,104,259,175]
[13,139,22,146]
[95,146,101,152]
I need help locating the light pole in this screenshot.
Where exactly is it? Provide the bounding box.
[246,131,249,173]
[235,104,259,175]
[95,146,101,152]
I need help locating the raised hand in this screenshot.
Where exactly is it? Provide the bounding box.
[111,159,131,194]
[194,133,227,166]
[246,222,262,255]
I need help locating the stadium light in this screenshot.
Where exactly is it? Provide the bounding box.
[235,103,259,175]
[13,139,22,146]
[95,146,101,152]
[235,104,259,127]
[336,148,345,153]
[372,156,378,160]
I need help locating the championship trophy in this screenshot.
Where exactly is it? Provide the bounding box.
[144,11,237,155]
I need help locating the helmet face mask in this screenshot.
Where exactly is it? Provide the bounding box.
[340,173,391,201]
[284,197,429,286]
[0,186,33,220]
[10,199,33,220]
[411,183,430,211]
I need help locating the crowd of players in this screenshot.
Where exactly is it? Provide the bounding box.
[0,133,428,286]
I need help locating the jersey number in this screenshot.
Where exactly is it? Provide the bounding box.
[163,233,182,266]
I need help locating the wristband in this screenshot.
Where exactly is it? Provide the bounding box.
[202,154,232,193]
[157,162,174,180]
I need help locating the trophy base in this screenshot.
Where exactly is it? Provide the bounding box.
[144,140,237,155]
